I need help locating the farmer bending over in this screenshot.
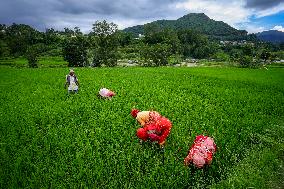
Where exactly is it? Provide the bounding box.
[98,88,116,99]
[184,135,217,168]
[136,116,172,146]
[131,109,161,127]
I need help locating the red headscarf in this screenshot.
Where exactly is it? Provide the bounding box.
[131,109,140,118]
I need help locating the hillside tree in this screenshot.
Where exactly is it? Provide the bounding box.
[92,20,119,67]
[178,29,214,58]
[140,43,171,66]
[62,34,89,67]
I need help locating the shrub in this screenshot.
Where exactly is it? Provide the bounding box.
[213,51,230,62]
[25,45,39,68]
[239,55,252,68]
[140,43,171,66]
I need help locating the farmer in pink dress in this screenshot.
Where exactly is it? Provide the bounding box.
[99,88,115,99]
[184,135,217,168]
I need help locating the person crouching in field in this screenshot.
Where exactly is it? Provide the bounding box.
[184,135,217,168]
[131,109,172,146]
[131,109,161,127]
[136,117,172,146]
[65,69,79,94]
[98,88,116,100]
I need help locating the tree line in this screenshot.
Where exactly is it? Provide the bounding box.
[0,22,283,68]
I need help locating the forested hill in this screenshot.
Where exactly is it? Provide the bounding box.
[123,13,249,40]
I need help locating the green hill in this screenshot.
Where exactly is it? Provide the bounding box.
[123,13,248,40]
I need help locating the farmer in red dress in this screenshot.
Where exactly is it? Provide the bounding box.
[184,135,217,168]
[131,109,161,126]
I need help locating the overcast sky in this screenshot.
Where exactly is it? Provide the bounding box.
[0,0,283,33]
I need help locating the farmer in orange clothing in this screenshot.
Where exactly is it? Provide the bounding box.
[132,109,172,146]
[131,109,161,126]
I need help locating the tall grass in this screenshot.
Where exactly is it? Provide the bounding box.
[0,67,283,188]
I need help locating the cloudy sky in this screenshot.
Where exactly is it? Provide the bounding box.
[0,0,283,33]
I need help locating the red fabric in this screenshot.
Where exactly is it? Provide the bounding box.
[184,135,217,168]
[131,109,140,118]
[145,124,157,133]
[155,117,172,144]
[195,135,208,143]
[107,91,115,97]
[136,128,148,141]
[133,109,171,145]
[143,117,172,144]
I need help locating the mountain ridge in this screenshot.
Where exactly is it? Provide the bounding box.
[123,13,249,40]
[256,30,284,43]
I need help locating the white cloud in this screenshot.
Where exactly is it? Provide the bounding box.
[113,19,153,30]
[243,25,265,33]
[175,0,251,27]
[175,0,284,33]
[271,25,284,32]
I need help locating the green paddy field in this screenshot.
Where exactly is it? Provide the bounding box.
[0,66,283,188]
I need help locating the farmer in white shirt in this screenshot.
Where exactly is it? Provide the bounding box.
[65,69,79,93]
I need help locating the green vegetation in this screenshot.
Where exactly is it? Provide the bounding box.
[91,20,119,67]
[62,35,89,67]
[123,13,250,41]
[1,18,284,68]
[0,67,283,188]
[0,56,67,67]
[25,45,39,68]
